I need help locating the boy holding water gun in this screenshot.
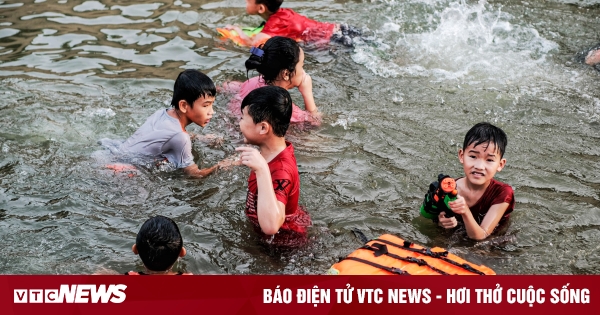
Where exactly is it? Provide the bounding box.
[420,122,515,240]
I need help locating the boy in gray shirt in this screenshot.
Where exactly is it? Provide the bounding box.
[121,69,224,177]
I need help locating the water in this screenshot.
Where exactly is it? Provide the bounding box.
[0,0,599,275]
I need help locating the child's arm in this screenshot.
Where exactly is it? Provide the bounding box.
[250,32,272,47]
[437,212,458,229]
[448,196,509,240]
[224,25,271,47]
[236,146,285,235]
[297,72,318,113]
[183,163,219,178]
[182,155,242,177]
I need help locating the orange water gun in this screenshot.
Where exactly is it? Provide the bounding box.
[420,174,458,219]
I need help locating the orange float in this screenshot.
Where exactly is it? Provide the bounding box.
[216,25,265,47]
[328,234,495,275]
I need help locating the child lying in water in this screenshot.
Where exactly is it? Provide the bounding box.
[223,0,365,47]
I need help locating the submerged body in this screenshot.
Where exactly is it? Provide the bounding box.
[225,77,319,125]
[245,142,312,246]
[120,109,194,169]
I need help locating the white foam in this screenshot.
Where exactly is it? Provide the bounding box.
[331,116,357,130]
[354,0,561,85]
[551,0,600,6]
[82,107,116,118]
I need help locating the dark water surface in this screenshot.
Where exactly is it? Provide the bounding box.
[0,0,599,274]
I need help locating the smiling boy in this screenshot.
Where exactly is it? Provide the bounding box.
[437,122,515,240]
[235,86,311,247]
[121,69,222,177]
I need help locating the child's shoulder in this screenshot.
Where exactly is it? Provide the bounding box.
[269,142,298,172]
[267,8,306,21]
[239,76,265,97]
[148,108,167,119]
[487,178,514,204]
[490,178,512,191]
[272,8,296,15]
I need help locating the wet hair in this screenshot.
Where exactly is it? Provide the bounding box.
[171,69,216,110]
[135,215,183,272]
[241,86,292,137]
[463,122,508,158]
[245,36,300,85]
[255,0,283,13]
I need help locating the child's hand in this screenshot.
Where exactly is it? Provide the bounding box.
[297,72,318,113]
[448,195,469,215]
[235,146,268,173]
[222,25,259,46]
[297,72,312,94]
[438,212,458,229]
[217,153,242,170]
[309,110,322,123]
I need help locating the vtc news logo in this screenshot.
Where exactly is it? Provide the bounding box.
[14,284,127,303]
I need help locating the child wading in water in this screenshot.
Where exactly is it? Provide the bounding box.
[119,69,234,177]
[225,36,321,126]
[126,215,192,275]
[236,86,311,247]
[422,122,515,240]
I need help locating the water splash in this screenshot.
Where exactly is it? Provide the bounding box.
[353,0,559,84]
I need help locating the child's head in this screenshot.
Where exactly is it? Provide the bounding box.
[459,122,507,186]
[245,36,305,87]
[132,215,186,272]
[170,69,216,127]
[245,0,282,15]
[239,86,292,143]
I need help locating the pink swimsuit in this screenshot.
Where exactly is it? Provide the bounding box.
[223,76,320,125]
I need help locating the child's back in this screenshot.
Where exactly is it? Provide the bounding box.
[222,0,364,47]
[121,108,193,168]
[261,8,335,44]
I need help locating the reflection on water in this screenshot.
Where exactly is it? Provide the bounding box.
[0,0,599,275]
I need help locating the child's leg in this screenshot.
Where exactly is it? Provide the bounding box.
[330,23,372,47]
[105,163,138,178]
[585,48,600,66]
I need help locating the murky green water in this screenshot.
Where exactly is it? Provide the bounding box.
[0,0,599,275]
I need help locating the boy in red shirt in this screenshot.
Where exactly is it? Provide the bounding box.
[224,0,363,47]
[236,86,311,246]
[434,122,515,240]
